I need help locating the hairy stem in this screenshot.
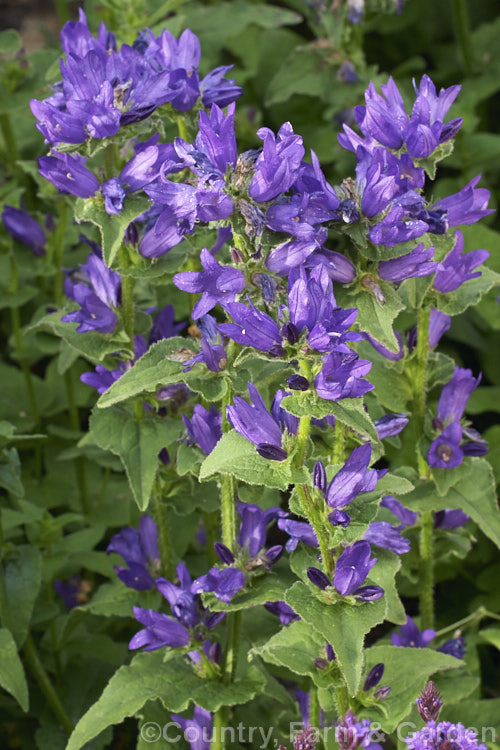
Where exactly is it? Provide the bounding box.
[335,685,350,717]
[23,635,74,734]
[64,370,90,514]
[414,306,431,479]
[452,0,475,76]
[296,484,333,578]
[419,510,435,630]
[0,114,20,175]
[332,419,345,465]
[153,489,174,580]
[202,510,220,565]
[308,682,321,729]
[53,201,68,305]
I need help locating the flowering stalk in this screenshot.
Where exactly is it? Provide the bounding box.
[0,113,20,175]
[64,370,90,514]
[419,511,435,630]
[23,635,74,734]
[221,381,236,551]
[153,483,174,580]
[118,247,135,348]
[452,0,475,75]
[309,682,320,730]
[332,421,346,465]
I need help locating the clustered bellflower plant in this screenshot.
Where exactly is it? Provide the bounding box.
[0,2,499,749]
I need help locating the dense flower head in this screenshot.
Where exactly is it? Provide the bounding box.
[38,151,99,197]
[315,349,374,401]
[249,122,305,202]
[31,13,241,146]
[404,720,487,750]
[173,247,245,318]
[219,299,284,355]
[182,404,222,455]
[320,444,379,510]
[336,710,381,750]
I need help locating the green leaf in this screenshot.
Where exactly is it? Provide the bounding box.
[0,628,29,711]
[0,447,24,496]
[97,337,227,408]
[89,406,183,510]
[266,48,334,105]
[285,581,386,695]
[408,458,500,548]
[282,393,379,442]
[78,581,162,618]
[440,698,500,735]
[201,568,295,612]
[0,546,42,647]
[340,282,405,353]
[74,194,150,268]
[28,310,127,365]
[0,29,22,54]
[66,652,266,750]
[360,645,461,732]
[199,430,307,490]
[251,619,339,688]
[480,626,500,650]
[435,265,500,316]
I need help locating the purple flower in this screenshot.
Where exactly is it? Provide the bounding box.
[156,562,200,628]
[148,304,184,344]
[380,496,417,529]
[140,181,197,258]
[173,248,245,318]
[237,502,287,558]
[434,230,489,293]
[336,710,380,750]
[2,205,46,255]
[391,616,436,648]
[271,389,299,436]
[219,300,284,355]
[374,413,409,439]
[434,509,470,529]
[364,521,410,554]
[62,253,120,334]
[264,601,300,625]
[362,332,404,361]
[432,176,494,228]
[334,541,381,596]
[354,79,407,150]
[201,65,243,108]
[249,122,305,202]
[438,636,465,659]
[428,422,463,469]
[364,663,384,691]
[315,349,374,401]
[176,102,237,178]
[378,244,439,282]
[102,177,126,215]
[368,205,428,247]
[182,405,222,455]
[106,514,159,591]
[428,309,452,349]
[436,366,481,425]
[183,338,227,373]
[416,682,442,723]
[227,383,287,461]
[170,707,212,750]
[305,249,356,284]
[129,607,191,651]
[53,576,90,610]
[38,152,99,197]
[324,444,378,509]
[278,518,318,552]
[405,720,487,750]
[191,567,246,603]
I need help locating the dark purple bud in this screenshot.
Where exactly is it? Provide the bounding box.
[353,585,385,601]
[374,685,391,700]
[209,641,222,664]
[253,273,277,303]
[204,611,226,629]
[293,726,317,750]
[326,643,336,661]
[313,461,327,494]
[363,663,384,691]
[307,567,330,590]
[438,636,465,659]
[314,656,329,671]
[158,448,170,466]
[416,681,442,722]
[339,198,360,224]
[287,374,310,391]
[230,246,246,264]
[283,321,300,344]
[125,222,139,246]
[329,509,351,527]
[265,545,284,564]
[214,542,235,564]
[256,443,288,461]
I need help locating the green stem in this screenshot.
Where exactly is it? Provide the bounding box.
[0,114,20,175]
[176,115,190,142]
[121,273,135,347]
[332,420,345,465]
[419,510,435,630]
[64,371,90,514]
[211,707,226,750]
[296,485,333,577]
[53,202,68,305]
[414,306,431,479]
[434,607,500,637]
[153,489,174,580]
[452,0,475,75]
[23,635,74,734]
[53,0,71,25]
[104,142,116,180]
[202,510,220,565]
[220,381,236,551]
[309,682,321,729]
[223,610,241,684]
